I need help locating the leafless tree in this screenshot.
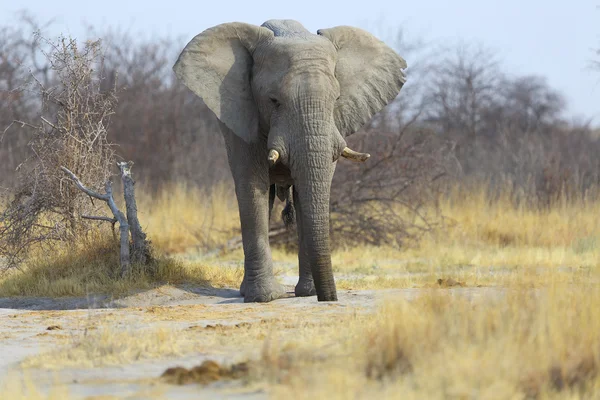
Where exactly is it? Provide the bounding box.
[61,161,152,276]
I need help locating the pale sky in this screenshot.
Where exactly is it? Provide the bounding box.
[2,0,599,124]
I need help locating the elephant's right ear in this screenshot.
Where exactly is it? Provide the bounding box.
[173,23,273,143]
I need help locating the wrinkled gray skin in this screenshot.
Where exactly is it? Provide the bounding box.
[174,20,406,302]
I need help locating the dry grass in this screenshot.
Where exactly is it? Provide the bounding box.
[17,280,600,399]
[138,183,239,254]
[138,183,600,270]
[0,373,69,400]
[323,185,600,290]
[266,283,600,399]
[22,325,183,369]
[1,182,599,296]
[0,235,243,297]
[20,300,354,369]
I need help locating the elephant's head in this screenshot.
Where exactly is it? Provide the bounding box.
[174,19,406,301]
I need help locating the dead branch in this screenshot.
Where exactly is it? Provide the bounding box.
[118,161,151,265]
[81,215,117,224]
[60,166,109,201]
[61,166,130,276]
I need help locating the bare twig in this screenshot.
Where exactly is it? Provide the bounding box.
[60,166,109,201]
[81,215,117,224]
[40,116,60,131]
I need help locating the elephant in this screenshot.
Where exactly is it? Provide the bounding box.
[173,19,406,302]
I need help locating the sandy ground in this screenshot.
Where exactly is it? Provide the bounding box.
[0,283,505,399]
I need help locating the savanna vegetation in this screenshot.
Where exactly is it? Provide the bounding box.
[1,11,599,399]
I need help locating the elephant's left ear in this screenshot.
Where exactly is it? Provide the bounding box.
[317,26,407,137]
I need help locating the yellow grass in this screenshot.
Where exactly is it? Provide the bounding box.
[267,283,600,399]
[138,183,600,269]
[22,325,181,369]
[6,178,599,397]
[2,182,599,296]
[0,373,69,400]
[16,280,600,398]
[138,183,239,254]
[0,236,243,297]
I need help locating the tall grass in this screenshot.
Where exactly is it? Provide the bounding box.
[138,182,600,271]
[137,183,239,254]
[1,181,598,296]
[268,283,600,399]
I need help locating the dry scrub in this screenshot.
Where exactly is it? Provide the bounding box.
[1,182,599,296]
[0,235,243,297]
[138,183,600,266]
[140,183,600,290]
[265,284,600,399]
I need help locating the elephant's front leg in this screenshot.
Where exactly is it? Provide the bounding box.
[235,181,286,303]
[293,187,317,297]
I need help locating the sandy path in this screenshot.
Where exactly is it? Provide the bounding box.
[0,286,504,399]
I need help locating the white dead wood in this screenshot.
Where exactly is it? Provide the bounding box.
[60,166,130,277]
[117,161,150,265]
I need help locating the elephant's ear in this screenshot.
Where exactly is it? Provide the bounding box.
[317,26,407,137]
[173,23,273,143]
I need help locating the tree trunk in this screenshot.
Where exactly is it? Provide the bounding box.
[118,162,151,265]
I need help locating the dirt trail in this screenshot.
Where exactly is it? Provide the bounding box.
[0,286,504,399]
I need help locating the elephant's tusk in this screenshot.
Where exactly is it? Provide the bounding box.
[341,147,370,162]
[268,149,280,166]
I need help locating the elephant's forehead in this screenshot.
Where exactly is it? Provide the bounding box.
[259,36,336,66]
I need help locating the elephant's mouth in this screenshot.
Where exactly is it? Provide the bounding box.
[268,163,294,186]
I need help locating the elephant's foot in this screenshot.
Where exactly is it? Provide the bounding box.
[295,277,316,297]
[316,287,338,302]
[244,277,286,303]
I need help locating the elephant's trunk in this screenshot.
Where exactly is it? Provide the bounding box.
[287,96,338,301]
[293,156,337,301]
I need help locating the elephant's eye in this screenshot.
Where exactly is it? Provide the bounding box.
[270,97,280,107]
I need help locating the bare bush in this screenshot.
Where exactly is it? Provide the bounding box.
[0,35,117,270]
[419,43,600,205]
[329,127,451,248]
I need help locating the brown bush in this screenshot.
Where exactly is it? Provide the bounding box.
[0,35,117,270]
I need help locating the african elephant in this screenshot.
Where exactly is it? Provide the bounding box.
[173,19,406,302]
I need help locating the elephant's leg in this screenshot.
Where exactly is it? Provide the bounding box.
[234,180,286,302]
[223,129,285,302]
[239,184,277,298]
[293,187,316,297]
